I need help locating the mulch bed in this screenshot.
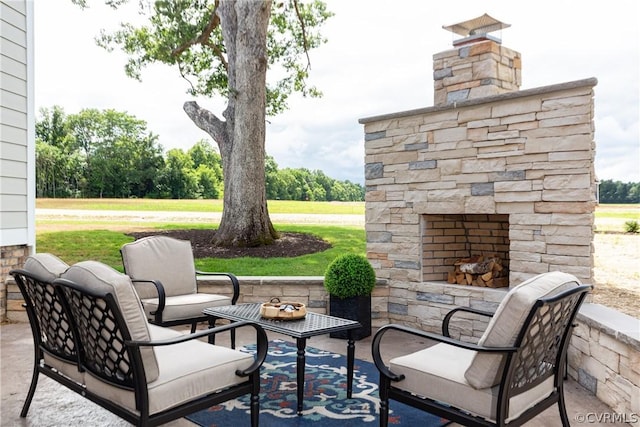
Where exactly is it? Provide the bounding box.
[126,229,331,259]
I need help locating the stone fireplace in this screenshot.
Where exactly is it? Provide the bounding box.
[359,15,597,332]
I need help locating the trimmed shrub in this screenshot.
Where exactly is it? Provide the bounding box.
[324,254,376,299]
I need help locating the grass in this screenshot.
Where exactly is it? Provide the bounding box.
[36,224,365,276]
[37,230,130,269]
[592,204,640,232]
[36,198,365,215]
[35,199,639,275]
[195,225,364,276]
[594,204,640,219]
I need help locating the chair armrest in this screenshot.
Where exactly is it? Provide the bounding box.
[126,321,268,376]
[442,306,494,337]
[372,323,517,382]
[131,279,166,322]
[196,271,241,304]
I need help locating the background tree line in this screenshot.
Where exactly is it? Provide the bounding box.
[35,106,364,201]
[598,179,640,204]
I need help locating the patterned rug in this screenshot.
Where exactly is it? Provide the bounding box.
[186,339,449,426]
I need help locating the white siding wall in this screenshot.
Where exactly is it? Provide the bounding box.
[0,0,35,248]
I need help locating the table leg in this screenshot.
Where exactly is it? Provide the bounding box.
[347,330,355,399]
[295,337,307,415]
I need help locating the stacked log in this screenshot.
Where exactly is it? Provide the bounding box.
[447,255,508,288]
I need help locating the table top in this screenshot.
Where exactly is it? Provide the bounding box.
[204,303,361,338]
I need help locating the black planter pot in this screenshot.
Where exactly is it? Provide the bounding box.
[328,294,371,340]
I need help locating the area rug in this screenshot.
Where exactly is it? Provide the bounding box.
[186,339,449,426]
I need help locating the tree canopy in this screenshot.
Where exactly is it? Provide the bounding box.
[35,106,363,201]
[73,0,334,247]
[599,179,640,204]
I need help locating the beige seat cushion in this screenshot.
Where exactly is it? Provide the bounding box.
[141,293,232,323]
[390,343,554,423]
[121,236,198,298]
[465,271,580,389]
[85,338,255,415]
[60,261,160,382]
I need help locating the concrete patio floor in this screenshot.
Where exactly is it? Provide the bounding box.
[0,321,629,427]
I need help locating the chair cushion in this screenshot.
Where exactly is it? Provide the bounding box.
[147,324,185,340]
[465,271,580,389]
[24,253,69,281]
[84,339,255,415]
[60,261,160,382]
[121,236,198,297]
[43,353,84,383]
[390,343,554,423]
[140,293,232,323]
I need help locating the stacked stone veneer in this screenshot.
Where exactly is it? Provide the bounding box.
[1,244,30,322]
[570,306,640,427]
[434,39,522,105]
[360,77,598,332]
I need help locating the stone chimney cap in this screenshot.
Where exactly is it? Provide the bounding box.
[443,13,510,37]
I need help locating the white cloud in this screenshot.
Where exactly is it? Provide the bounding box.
[35,0,640,184]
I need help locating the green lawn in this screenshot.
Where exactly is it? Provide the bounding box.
[35,199,638,275]
[36,224,365,276]
[36,198,365,215]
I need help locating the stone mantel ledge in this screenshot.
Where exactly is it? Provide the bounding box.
[358,77,598,125]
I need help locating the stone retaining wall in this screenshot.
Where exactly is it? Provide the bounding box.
[570,304,640,426]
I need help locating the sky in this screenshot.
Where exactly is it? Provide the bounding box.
[34,0,639,185]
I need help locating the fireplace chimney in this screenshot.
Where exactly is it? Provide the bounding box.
[434,14,521,106]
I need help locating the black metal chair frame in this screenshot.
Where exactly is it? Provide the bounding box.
[372,284,592,427]
[10,268,79,418]
[10,268,267,427]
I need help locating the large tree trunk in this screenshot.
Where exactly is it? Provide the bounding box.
[184,0,277,247]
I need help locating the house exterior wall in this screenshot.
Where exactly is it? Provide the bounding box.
[1,0,35,321]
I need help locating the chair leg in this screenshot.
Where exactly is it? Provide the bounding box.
[231,326,236,349]
[190,321,197,334]
[208,317,217,344]
[558,388,571,427]
[21,362,39,417]
[250,373,260,427]
[379,376,390,427]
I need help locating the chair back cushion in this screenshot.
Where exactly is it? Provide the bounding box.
[24,253,69,281]
[465,271,581,389]
[121,236,197,297]
[60,260,160,382]
[18,254,78,372]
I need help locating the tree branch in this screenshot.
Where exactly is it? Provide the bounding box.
[293,0,311,70]
[171,0,228,71]
[183,101,227,148]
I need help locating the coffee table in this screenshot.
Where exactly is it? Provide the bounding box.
[203,303,361,415]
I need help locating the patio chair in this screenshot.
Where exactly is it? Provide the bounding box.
[10,253,73,417]
[54,260,267,427]
[372,271,592,427]
[120,235,240,335]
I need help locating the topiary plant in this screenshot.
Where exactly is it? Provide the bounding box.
[324,254,376,299]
